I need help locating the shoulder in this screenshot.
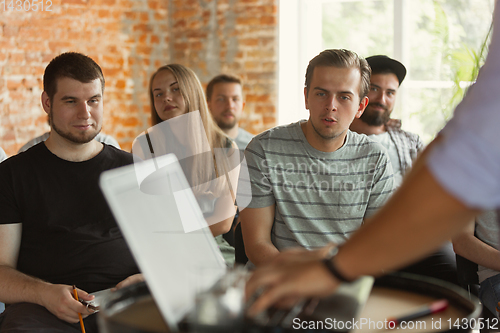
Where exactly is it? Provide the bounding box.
[101,144,134,166]
[95,133,121,149]
[250,122,302,146]
[0,147,7,163]
[346,130,389,156]
[386,123,422,141]
[18,132,50,153]
[237,128,254,140]
[0,143,45,173]
[235,128,254,150]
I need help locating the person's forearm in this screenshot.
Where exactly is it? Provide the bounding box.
[453,235,500,271]
[0,265,51,305]
[334,164,478,281]
[209,215,234,236]
[246,241,280,266]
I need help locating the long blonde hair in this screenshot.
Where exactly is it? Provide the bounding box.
[149,64,234,196]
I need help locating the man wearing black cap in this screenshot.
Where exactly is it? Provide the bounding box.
[350,55,423,185]
[350,55,457,286]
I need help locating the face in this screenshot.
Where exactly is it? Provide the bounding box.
[360,72,399,126]
[152,69,186,121]
[207,82,245,130]
[42,77,103,144]
[304,66,368,142]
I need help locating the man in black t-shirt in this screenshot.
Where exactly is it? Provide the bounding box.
[0,52,141,332]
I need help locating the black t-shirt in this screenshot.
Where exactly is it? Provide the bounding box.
[0,143,140,293]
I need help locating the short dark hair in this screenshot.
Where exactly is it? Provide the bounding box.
[43,52,105,103]
[304,49,371,100]
[206,74,243,102]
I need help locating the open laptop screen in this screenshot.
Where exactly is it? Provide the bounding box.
[99,154,226,332]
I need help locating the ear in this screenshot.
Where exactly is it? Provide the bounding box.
[304,87,309,110]
[355,96,369,118]
[242,100,246,110]
[41,91,51,115]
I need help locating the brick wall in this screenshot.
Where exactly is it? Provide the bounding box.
[0,0,277,156]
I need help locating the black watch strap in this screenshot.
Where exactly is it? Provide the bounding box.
[322,247,354,283]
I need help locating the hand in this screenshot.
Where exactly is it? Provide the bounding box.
[245,246,340,317]
[113,273,144,291]
[38,284,94,323]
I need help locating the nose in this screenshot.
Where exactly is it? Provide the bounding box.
[164,92,173,102]
[77,102,92,119]
[373,91,386,105]
[326,95,337,111]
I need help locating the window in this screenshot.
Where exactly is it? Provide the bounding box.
[279,0,494,142]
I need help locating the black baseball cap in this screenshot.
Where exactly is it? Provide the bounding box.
[366,55,407,85]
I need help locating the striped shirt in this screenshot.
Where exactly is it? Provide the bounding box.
[244,121,395,250]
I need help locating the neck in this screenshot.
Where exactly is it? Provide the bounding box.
[301,121,346,153]
[45,133,103,162]
[224,125,239,140]
[350,118,386,136]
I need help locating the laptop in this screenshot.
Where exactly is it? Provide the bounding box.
[99,153,373,332]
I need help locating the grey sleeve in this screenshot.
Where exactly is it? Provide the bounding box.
[364,151,395,219]
[244,138,276,208]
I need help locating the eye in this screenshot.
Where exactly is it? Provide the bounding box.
[340,95,351,101]
[370,87,378,92]
[154,92,163,98]
[316,92,326,97]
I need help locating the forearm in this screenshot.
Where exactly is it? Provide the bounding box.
[453,235,500,271]
[0,265,51,305]
[209,215,234,237]
[246,241,280,267]
[335,164,478,281]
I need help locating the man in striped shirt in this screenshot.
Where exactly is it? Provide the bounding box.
[240,49,395,267]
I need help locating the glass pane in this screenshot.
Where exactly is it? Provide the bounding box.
[321,0,494,143]
[407,0,495,82]
[322,0,394,57]
[402,87,454,143]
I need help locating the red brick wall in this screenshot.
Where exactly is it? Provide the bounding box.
[0,0,277,156]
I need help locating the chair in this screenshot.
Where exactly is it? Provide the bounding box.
[234,222,248,265]
[455,254,497,332]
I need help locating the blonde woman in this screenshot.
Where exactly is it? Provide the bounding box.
[133,64,240,267]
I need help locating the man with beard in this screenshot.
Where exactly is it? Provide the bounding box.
[350,55,457,286]
[0,52,140,332]
[240,49,394,267]
[206,74,254,150]
[350,55,423,185]
[206,74,254,252]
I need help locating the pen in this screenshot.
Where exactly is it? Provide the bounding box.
[387,299,449,327]
[72,285,86,333]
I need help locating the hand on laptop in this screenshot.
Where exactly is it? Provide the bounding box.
[245,245,340,317]
[113,273,145,291]
[39,284,94,323]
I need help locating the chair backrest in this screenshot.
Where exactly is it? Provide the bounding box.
[234,222,248,265]
[455,253,479,297]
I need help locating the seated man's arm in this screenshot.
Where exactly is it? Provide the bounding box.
[0,224,93,323]
[240,204,279,266]
[452,220,500,271]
